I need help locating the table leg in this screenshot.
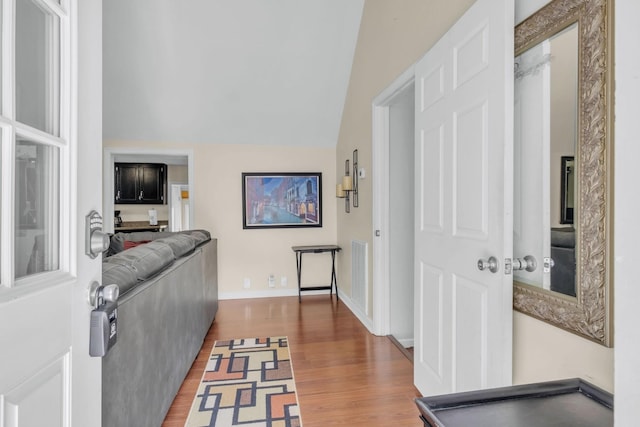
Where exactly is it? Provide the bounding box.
[296,251,303,303]
[331,249,339,302]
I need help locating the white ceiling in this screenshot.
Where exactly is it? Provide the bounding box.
[103,0,364,148]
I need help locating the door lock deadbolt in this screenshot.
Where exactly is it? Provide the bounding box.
[85,210,110,258]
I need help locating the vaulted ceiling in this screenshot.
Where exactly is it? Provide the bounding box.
[103,0,364,148]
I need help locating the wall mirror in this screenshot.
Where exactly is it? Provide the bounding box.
[512,0,612,347]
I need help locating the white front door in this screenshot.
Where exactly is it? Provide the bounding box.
[413,0,514,395]
[0,0,103,426]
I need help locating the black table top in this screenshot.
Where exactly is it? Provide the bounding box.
[415,378,613,427]
[291,245,341,253]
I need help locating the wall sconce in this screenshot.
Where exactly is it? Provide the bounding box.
[336,149,359,213]
[352,149,359,207]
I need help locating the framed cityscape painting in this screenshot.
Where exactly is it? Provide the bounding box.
[242,172,322,229]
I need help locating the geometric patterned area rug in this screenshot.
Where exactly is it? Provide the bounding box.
[185,336,302,427]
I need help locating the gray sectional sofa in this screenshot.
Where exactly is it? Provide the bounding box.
[550,227,576,297]
[101,230,218,427]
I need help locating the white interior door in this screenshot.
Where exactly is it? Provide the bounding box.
[170,183,190,232]
[413,0,514,396]
[0,1,103,426]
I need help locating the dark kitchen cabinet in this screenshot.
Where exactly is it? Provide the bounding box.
[114,163,166,204]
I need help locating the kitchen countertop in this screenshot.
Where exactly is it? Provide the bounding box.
[115,220,168,232]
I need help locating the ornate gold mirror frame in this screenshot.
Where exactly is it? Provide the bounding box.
[513,0,613,346]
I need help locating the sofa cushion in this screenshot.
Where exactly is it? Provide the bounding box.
[102,261,139,295]
[154,234,196,258]
[180,229,211,246]
[104,240,175,281]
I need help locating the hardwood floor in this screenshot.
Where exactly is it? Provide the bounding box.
[162,295,422,426]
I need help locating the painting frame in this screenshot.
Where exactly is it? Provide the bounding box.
[242,172,323,229]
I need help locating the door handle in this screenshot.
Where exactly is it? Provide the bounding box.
[88,281,120,307]
[513,255,537,272]
[477,256,499,273]
[85,211,110,259]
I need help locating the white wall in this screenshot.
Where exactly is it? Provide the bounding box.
[614,1,640,423]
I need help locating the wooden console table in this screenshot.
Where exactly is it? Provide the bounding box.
[291,245,341,302]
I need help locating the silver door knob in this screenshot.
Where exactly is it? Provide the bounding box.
[513,255,537,272]
[477,256,499,273]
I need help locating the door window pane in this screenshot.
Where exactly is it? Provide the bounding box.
[0,4,3,114]
[0,143,2,282]
[16,0,60,136]
[15,139,59,279]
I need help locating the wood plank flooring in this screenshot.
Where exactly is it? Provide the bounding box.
[162,295,422,426]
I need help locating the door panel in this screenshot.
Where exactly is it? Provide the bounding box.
[420,124,444,232]
[0,284,70,392]
[4,354,69,427]
[417,262,446,381]
[454,101,488,237]
[420,66,444,111]
[454,26,489,88]
[1,1,103,426]
[414,0,513,396]
[454,275,488,391]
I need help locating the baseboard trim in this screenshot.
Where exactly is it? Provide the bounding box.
[388,335,414,363]
[219,288,330,300]
[338,292,375,333]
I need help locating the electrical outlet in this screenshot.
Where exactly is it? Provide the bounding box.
[268,275,276,288]
[243,278,251,289]
[281,276,288,287]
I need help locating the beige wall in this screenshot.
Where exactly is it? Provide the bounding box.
[514,312,613,390]
[337,0,613,392]
[105,140,337,297]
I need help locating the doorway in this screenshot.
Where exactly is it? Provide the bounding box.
[372,68,415,350]
[103,148,195,233]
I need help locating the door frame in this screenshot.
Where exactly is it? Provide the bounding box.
[372,66,415,336]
